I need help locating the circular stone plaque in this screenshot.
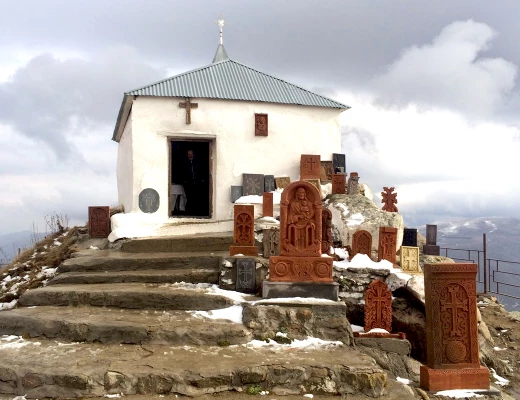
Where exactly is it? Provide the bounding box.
[138,188,160,213]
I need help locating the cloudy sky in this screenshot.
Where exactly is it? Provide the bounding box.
[1,0,519,235]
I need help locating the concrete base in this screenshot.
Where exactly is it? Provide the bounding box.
[262,281,339,301]
[420,365,490,391]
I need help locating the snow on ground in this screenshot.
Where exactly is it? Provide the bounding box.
[490,368,510,386]
[0,335,40,349]
[162,283,250,304]
[191,305,244,324]
[350,324,364,333]
[0,299,17,310]
[396,377,410,385]
[235,190,282,205]
[244,337,343,350]
[347,213,365,227]
[251,297,338,305]
[434,389,484,398]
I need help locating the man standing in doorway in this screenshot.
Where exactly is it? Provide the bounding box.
[183,149,202,215]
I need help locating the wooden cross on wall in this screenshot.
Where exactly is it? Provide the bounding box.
[179,97,198,124]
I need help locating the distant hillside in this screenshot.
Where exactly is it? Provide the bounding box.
[0,231,40,264]
[419,217,520,310]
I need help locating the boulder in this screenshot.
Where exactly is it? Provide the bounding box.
[326,194,404,259]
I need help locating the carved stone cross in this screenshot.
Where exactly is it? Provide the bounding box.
[441,286,469,337]
[179,97,198,124]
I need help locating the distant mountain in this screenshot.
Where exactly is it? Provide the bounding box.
[419,217,520,311]
[0,230,40,264]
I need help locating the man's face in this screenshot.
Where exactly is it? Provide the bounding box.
[187,150,194,160]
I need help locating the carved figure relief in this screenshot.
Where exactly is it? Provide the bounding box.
[347,172,359,195]
[378,227,397,264]
[89,206,110,238]
[381,187,398,212]
[233,205,255,246]
[352,230,372,259]
[321,209,332,254]
[255,113,268,136]
[332,174,346,194]
[364,279,393,333]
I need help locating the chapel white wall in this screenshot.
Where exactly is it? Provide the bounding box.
[116,112,134,212]
[121,96,343,223]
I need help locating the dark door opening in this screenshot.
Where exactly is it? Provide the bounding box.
[170,140,211,218]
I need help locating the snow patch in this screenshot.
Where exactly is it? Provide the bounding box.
[244,337,343,350]
[490,368,509,386]
[346,213,365,227]
[434,389,483,398]
[191,305,243,324]
[396,377,410,385]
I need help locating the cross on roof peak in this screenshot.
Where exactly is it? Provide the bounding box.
[215,16,225,45]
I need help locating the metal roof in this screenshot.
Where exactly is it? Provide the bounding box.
[126,57,348,110]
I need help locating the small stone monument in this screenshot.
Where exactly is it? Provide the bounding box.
[402,228,418,247]
[347,172,359,195]
[262,192,273,217]
[321,209,332,254]
[262,228,280,257]
[352,230,372,259]
[230,204,258,256]
[320,161,333,182]
[300,154,321,179]
[88,206,110,238]
[263,180,337,300]
[332,153,346,173]
[139,188,160,213]
[353,279,405,339]
[264,175,275,192]
[378,227,397,265]
[400,246,421,273]
[230,186,243,203]
[243,174,264,196]
[235,258,256,293]
[332,173,346,194]
[420,263,490,391]
[274,176,291,190]
[381,187,398,212]
[423,224,440,256]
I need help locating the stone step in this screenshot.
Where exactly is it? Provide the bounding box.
[0,306,250,346]
[18,283,235,310]
[49,269,219,285]
[59,250,226,273]
[0,336,388,398]
[120,233,234,253]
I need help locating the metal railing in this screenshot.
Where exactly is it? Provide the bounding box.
[440,233,520,300]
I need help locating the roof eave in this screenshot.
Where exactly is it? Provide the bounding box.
[112,94,134,142]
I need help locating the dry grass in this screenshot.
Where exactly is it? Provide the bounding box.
[0,226,83,303]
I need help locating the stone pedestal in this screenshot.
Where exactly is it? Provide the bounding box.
[262,281,339,301]
[269,256,333,283]
[420,365,490,391]
[423,244,440,256]
[230,245,259,256]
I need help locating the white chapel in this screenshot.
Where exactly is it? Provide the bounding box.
[109,20,349,241]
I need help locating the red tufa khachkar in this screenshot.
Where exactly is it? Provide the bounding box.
[88,206,110,238]
[300,154,321,180]
[321,208,332,254]
[420,263,490,391]
[378,227,397,265]
[381,187,398,212]
[351,229,372,260]
[354,279,405,339]
[268,180,332,282]
[230,204,258,256]
[262,192,273,217]
[332,173,346,194]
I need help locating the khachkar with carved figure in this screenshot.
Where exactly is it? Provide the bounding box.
[420,263,490,391]
[264,181,337,300]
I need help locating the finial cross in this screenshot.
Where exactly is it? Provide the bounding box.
[215,16,225,45]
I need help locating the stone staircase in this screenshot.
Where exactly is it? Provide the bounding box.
[0,233,394,399]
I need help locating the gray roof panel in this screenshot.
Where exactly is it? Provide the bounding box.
[126,59,348,109]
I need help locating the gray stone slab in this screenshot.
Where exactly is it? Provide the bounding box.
[262,228,280,257]
[402,228,418,247]
[231,185,243,203]
[264,175,275,192]
[332,153,346,173]
[235,258,256,293]
[243,173,264,196]
[138,188,160,213]
[423,244,440,256]
[426,224,437,245]
[262,281,339,301]
[354,337,411,356]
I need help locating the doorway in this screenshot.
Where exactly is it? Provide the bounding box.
[170,140,212,218]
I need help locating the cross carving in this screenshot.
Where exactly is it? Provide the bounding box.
[306,158,317,171]
[372,286,386,325]
[441,286,468,337]
[179,98,198,124]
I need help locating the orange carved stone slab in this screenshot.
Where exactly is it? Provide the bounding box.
[332,174,346,194]
[364,279,392,333]
[300,154,321,180]
[230,245,258,256]
[420,263,489,391]
[279,181,323,257]
[269,256,333,282]
[378,227,397,264]
[233,204,255,246]
[352,230,372,259]
[321,209,332,254]
[88,206,110,238]
[262,192,273,217]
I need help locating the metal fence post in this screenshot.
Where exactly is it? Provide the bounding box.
[483,233,487,294]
